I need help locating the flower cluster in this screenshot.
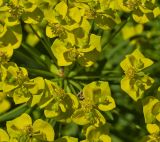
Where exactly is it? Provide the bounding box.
[0,0,160,141]
[0,56,115,141]
[0,0,159,66]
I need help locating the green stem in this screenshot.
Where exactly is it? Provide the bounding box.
[38,26,52,48]
[102,17,129,48]
[40,54,59,76]
[73,75,106,79]
[69,83,77,94]
[102,70,122,75]
[14,50,38,68]
[64,80,72,93]
[107,40,129,60]
[21,43,46,68]
[73,75,121,82]
[0,104,29,123]
[58,123,62,138]
[47,118,56,127]
[79,82,86,87]
[29,25,56,62]
[58,79,63,88]
[27,68,55,78]
[73,75,100,80]
[69,80,82,91]
[43,33,52,47]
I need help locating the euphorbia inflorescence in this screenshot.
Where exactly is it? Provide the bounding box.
[0,0,160,141]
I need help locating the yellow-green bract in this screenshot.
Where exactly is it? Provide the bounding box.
[120,48,154,101]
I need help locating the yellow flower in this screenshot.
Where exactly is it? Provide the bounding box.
[143,95,160,124]
[6,113,55,141]
[81,124,111,142]
[51,34,101,67]
[120,48,154,101]
[0,45,13,63]
[72,81,115,127]
[118,0,160,24]
[82,81,116,111]
[142,124,160,142]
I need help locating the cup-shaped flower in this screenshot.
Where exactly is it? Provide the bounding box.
[0,45,13,63]
[0,63,44,105]
[37,79,79,122]
[82,81,116,111]
[0,21,22,49]
[75,0,121,30]
[38,79,65,108]
[24,77,45,106]
[45,1,87,46]
[44,93,79,122]
[143,96,160,124]
[94,9,121,30]
[0,2,22,49]
[142,123,160,142]
[72,81,115,127]
[51,34,101,67]
[80,124,111,142]
[120,48,154,101]
[71,107,106,127]
[46,16,91,47]
[0,0,44,49]
[118,0,160,24]
[1,63,30,104]
[2,0,44,24]
[46,22,76,46]
[6,113,55,142]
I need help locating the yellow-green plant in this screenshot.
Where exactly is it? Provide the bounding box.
[0,0,160,141]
